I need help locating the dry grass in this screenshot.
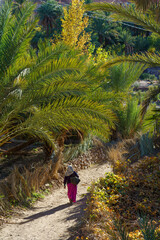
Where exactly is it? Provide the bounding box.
[106,139,139,173]
[0,160,65,216]
[0,139,108,219]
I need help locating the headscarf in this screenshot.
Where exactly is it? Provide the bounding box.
[65,165,74,176]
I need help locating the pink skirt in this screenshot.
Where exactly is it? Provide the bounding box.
[67,183,77,202]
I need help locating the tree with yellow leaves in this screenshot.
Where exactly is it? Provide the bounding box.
[61,0,91,51]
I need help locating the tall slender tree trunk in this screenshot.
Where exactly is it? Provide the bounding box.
[51,134,65,179]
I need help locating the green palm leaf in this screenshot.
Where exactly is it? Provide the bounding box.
[107,62,146,92]
[85,3,160,69]
[85,3,160,35]
[0,5,32,81]
[116,98,141,138]
[141,86,160,118]
[102,52,160,69]
[85,1,160,130]
[0,0,117,156]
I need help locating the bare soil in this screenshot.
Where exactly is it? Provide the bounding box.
[0,162,112,240]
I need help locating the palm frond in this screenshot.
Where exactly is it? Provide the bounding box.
[0,1,119,152]
[0,1,37,81]
[107,62,146,92]
[28,56,86,86]
[141,85,160,119]
[116,98,141,138]
[141,104,157,134]
[33,41,72,71]
[2,55,33,87]
[132,0,160,12]
[0,1,12,41]
[1,97,116,141]
[102,52,160,68]
[85,3,160,36]
[19,80,88,107]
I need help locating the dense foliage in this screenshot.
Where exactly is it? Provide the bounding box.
[0,1,160,236]
[0,0,117,161]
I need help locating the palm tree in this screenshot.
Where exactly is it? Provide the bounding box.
[106,62,146,93]
[88,11,119,48]
[37,0,63,36]
[85,1,160,117]
[100,62,146,140]
[119,29,135,55]
[0,0,116,172]
[116,98,142,139]
[85,2,160,63]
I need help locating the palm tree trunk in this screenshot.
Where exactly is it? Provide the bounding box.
[51,134,65,179]
[43,144,54,162]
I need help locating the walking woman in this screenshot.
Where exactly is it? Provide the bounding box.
[64,165,79,205]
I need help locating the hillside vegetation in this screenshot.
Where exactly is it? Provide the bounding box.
[0,1,160,239]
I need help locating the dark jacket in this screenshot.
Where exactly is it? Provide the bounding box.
[64,171,79,186]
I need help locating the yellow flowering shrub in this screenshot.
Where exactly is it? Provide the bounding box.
[61,0,90,51]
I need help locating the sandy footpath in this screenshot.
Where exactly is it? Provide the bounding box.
[0,162,112,240]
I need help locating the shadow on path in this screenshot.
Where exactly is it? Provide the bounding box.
[19,194,88,226]
[19,202,70,224]
[59,193,89,240]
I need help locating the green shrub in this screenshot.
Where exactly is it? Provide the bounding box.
[140,73,157,80]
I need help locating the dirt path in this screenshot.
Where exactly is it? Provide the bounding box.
[0,162,112,240]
